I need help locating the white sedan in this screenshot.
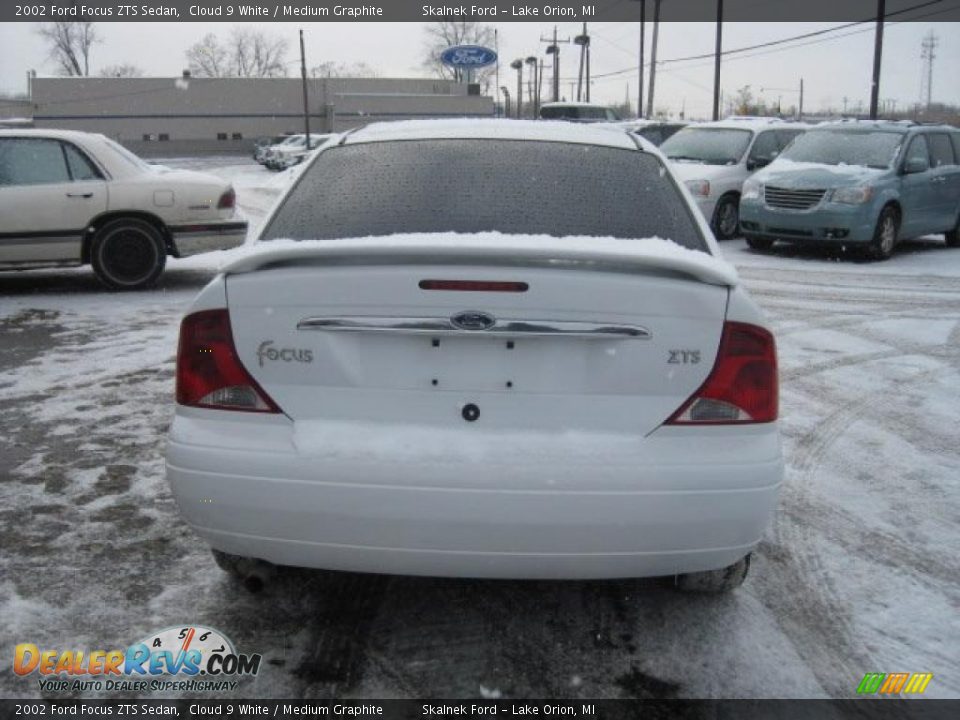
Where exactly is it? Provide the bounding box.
[166,120,783,592]
[0,129,246,289]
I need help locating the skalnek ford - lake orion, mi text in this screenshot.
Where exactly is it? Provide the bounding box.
[422,4,595,17]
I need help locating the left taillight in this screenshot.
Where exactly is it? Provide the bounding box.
[176,309,281,413]
[666,321,778,425]
[217,187,236,209]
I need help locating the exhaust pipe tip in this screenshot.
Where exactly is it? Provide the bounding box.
[243,574,266,594]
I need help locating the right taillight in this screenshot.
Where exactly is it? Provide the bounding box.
[217,187,236,210]
[176,309,281,413]
[666,321,778,425]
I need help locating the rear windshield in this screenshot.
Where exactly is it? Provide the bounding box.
[780,129,904,168]
[660,128,753,166]
[261,139,707,251]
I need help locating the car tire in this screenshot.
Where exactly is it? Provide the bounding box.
[91,217,166,290]
[711,194,741,240]
[675,554,751,593]
[867,206,899,261]
[745,235,775,251]
[946,212,960,247]
[211,549,275,593]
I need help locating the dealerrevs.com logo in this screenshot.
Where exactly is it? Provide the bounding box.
[14,626,261,693]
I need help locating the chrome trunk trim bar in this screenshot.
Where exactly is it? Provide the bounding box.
[297,316,651,340]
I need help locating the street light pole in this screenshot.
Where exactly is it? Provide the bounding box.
[510,59,524,118]
[525,57,539,118]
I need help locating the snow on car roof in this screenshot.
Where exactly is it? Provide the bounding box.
[345,119,640,150]
[0,128,101,140]
[694,118,815,131]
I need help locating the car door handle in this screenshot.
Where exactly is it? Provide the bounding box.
[66,192,94,198]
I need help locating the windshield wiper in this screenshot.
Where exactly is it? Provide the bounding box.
[667,155,704,162]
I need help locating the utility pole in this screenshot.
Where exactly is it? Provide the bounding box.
[799,77,804,120]
[495,28,500,118]
[628,0,645,116]
[541,27,570,103]
[647,0,661,119]
[920,30,938,109]
[869,0,885,120]
[538,59,544,111]
[713,0,723,121]
[501,86,511,119]
[574,24,591,102]
[299,29,310,142]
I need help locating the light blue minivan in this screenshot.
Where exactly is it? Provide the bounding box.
[739,121,960,260]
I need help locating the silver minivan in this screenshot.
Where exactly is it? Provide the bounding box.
[662,118,811,239]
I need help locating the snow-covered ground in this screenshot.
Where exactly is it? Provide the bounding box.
[1,158,957,700]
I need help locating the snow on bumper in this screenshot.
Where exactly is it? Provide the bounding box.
[165,411,784,579]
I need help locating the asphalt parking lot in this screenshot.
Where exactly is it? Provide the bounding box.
[1,158,958,700]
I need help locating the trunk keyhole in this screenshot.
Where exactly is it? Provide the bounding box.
[462,403,480,422]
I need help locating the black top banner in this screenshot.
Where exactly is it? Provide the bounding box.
[4,0,960,22]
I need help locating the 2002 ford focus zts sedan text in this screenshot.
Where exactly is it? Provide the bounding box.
[166,120,783,593]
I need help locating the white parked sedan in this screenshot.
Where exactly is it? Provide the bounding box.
[166,120,783,593]
[0,130,247,289]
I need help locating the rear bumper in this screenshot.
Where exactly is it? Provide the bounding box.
[169,221,248,257]
[166,411,784,579]
[740,199,875,243]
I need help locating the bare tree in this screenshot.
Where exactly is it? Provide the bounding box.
[422,22,496,85]
[99,63,143,78]
[311,61,379,79]
[230,28,289,78]
[37,22,100,76]
[187,29,288,78]
[186,33,230,77]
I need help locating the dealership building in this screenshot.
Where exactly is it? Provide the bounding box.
[26,75,494,155]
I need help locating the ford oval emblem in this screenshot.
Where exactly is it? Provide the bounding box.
[440,45,498,69]
[450,311,497,331]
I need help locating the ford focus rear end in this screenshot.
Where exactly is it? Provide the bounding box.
[165,121,783,590]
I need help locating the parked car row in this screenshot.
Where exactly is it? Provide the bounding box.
[656,118,960,258]
[255,133,335,171]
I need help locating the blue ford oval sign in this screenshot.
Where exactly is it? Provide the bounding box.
[441,45,498,69]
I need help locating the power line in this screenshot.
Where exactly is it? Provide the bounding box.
[586,0,950,81]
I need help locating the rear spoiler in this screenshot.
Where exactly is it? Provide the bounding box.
[221,234,739,287]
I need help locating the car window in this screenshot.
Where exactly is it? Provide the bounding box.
[63,143,103,181]
[775,129,804,152]
[748,131,780,163]
[540,106,608,121]
[637,127,664,145]
[262,139,708,252]
[781,129,903,168]
[904,135,930,171]
[0,137,71,186]
[952,134,960,164]
[660,128,753,165]
[927,134,956,167]
[100,137,151,172]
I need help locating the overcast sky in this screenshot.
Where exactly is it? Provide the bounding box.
[0,21,957,118]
